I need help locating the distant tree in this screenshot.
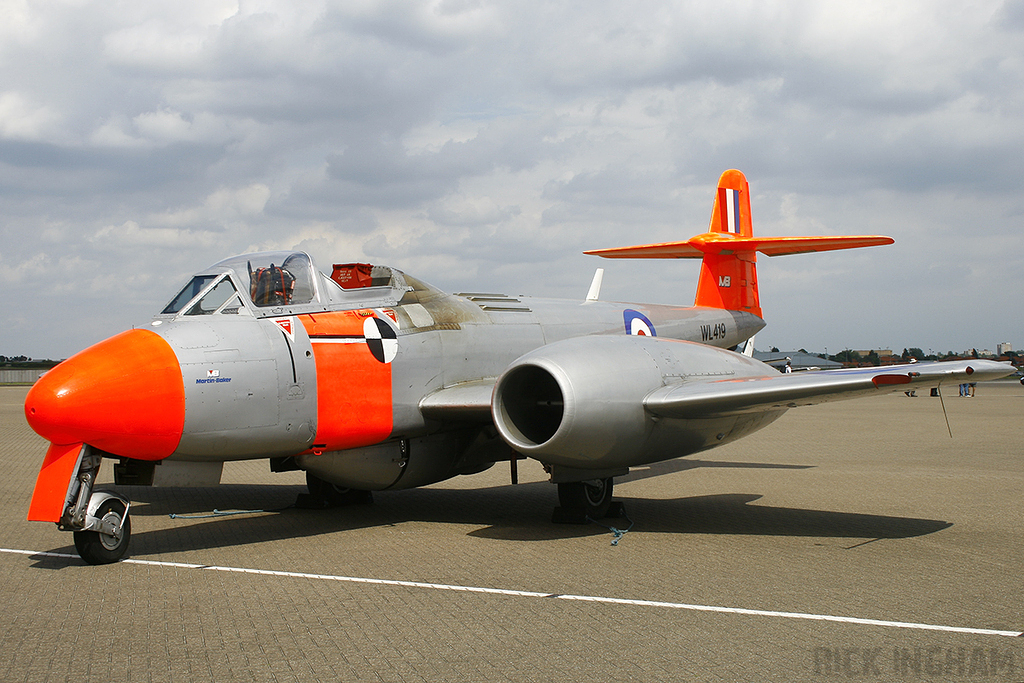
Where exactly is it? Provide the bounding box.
[901,348,910,361]
[833,349,861,363]
[971,348,979,358]
[771,346,780,353]
[866,350,880,366]
[908,348,925,359]
[799,348,807,354]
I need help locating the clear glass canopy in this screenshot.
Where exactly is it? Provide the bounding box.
[159,250,438,318]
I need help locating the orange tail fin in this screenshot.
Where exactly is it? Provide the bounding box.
[584,169,893,320]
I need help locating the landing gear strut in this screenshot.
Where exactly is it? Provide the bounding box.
[59,450,132,565]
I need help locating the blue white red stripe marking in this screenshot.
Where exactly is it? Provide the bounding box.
[724,188,740,233]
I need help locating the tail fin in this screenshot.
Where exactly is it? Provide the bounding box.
[584,169,893,320]
[694,169,758,316]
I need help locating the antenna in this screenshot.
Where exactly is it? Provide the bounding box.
[586,268,604,302]
[936,383,953,438]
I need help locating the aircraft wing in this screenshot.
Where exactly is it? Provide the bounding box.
[419,380,495,421]
[645,360,1013,418]
[417,360,1014,424]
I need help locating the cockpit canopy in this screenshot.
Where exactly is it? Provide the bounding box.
[159,250,437,318]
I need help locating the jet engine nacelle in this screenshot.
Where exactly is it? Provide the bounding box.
[492,335,779,470]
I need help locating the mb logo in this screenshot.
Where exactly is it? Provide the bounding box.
[718,276,731,287]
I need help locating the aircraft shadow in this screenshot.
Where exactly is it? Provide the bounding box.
[39,480,951,559]
[579,494,951,540]
[619,458,813,484]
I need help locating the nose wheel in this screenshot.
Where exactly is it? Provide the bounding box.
[49,449,133,565]
[73,498,131,565]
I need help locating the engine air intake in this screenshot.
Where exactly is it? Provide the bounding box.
[495,365,564,447]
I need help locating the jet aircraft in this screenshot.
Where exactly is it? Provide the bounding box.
[24,170,1012,564]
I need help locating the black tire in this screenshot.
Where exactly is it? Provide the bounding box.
[306,473,371,507]
[73,499,131,565]
[558,478,614,519]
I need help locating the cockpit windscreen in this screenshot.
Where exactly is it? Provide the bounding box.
[162,275,218,315]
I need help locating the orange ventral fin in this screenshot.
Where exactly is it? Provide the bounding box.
[28,442,85,523]
[584,169,893,320]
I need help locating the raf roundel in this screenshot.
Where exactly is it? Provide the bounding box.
[623,309,656,337]
[363,315,398,364]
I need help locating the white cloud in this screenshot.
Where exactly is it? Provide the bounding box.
[0,92,62,140]
[0,251,49,284]
[1,0,1022,358]
[90,220,219,248]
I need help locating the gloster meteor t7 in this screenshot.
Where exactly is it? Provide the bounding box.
[24,170,1012,564]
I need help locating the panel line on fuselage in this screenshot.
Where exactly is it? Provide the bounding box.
[309,336,364,344]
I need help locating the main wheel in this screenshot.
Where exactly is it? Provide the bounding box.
[306,473,372,507]
[557,478,614,519]
[73,499,131,565]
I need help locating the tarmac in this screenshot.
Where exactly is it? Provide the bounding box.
[1,380,1022,682]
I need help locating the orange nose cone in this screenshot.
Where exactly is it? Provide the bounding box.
[25,329,185,460]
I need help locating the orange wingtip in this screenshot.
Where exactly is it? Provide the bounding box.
[585,234,893,259]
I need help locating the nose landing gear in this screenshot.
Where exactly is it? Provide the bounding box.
[72,496,131,565]
[56,449,132,565]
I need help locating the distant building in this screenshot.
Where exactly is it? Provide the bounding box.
[997,342,1013,355]
[753,350,843,372]
[853,349,893,358]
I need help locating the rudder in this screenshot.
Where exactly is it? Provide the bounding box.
[694,170,760,317]
[709,169,752,238]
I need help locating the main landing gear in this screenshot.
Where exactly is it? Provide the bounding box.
[61,451,132,565]
[552,477,625,523]
[298,473,374,508]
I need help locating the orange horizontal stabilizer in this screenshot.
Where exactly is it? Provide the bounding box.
[585,234,893,259]
[584,241,705,259]
[27,442,84,523]
[744,235,894,257]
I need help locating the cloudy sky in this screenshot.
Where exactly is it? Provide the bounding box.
[2,0,1022,359]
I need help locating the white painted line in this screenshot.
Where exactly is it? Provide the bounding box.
[3,547,1020,638]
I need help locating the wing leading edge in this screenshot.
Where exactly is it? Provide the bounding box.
[645,360,1013,419]
[419,380,495,421]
